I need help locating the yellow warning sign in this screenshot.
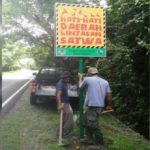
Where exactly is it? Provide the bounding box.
[56,4,105,48]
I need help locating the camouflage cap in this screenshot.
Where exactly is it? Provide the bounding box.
[88,67,98,74]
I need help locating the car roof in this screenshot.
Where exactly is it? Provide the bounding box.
[40,67,68,70]
[38,67,71,74]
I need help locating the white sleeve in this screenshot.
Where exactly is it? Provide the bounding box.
[106,82,111,93]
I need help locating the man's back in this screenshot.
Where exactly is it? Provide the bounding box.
[81,76,111,107]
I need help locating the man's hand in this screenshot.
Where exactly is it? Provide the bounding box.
[83,106,89,113]
[106,105,113,110]
[78,72,83,79]
[57,103,64,110]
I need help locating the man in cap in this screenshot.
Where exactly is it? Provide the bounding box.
[78,67,112,146]
[56,71,74,143]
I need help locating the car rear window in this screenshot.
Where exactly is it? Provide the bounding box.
[40,69,56,76]
[38,68,72,78]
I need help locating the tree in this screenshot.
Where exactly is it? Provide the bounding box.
[3,0,77,70]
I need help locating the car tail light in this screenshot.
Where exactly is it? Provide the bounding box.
[31,80,37,93]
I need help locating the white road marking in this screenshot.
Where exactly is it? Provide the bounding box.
[2,79,32,108]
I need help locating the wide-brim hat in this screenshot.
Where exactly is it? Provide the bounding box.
[88,67,98,74]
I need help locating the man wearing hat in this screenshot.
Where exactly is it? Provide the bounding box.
[56,71,74,143]
[78,67,112,146]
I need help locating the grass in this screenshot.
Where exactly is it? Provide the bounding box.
[0,86,65,150]
[100,114,150,150]
[0,85,149,150]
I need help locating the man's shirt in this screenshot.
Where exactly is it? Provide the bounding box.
[80,76,111,107]
[56,80,69,104]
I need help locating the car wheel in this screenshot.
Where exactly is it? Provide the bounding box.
[30,93,37,105]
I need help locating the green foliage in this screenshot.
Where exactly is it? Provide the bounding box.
[3,0,78,69]
[2,40,33,71]
[96,0,149,139]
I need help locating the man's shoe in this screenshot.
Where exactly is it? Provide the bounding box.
[59,139,70,146]
[88,145,104,150]
[98,144,104,149]
[80,138,95,144]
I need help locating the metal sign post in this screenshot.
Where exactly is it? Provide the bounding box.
[79,58,84,138]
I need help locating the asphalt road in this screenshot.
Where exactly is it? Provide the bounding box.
[2,69,34,114]
[2,79,30,103]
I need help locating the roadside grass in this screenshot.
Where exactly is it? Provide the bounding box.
[0,86,66,150]
[101,115,150,150]
[0,85,149,150]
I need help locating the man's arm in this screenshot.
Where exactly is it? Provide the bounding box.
[78,73,89,112]
[56,90,64,110]
[78,73,84,88]
[106,92,113,110]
